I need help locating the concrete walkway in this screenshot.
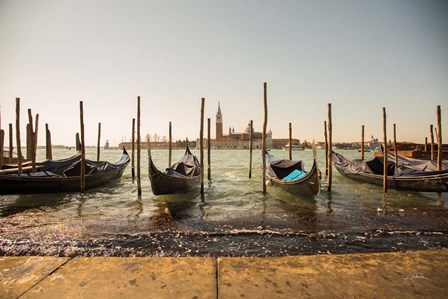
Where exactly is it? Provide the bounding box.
[1,250,447,298]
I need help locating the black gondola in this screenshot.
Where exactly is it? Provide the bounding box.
[148,146,201,195]
[265,152,320,196]
[0,149,130,194]
[332,151,448,192]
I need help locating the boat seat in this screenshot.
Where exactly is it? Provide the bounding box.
[283,169,307,181]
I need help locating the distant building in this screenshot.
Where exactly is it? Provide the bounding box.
[368,136,381,150]
[118,140,195,150]
[198,102,298,149]
[105,140,110,149]
[333,136,381,150]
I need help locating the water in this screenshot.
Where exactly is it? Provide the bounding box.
[1,148,447,257]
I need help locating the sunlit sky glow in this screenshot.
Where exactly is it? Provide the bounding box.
[0,0,447,146]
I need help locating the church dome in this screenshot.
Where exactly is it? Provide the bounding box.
[244,122,254,134]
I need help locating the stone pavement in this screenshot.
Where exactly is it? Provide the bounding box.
[1,250,447,298]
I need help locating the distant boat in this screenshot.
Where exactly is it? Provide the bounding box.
[148,146,201,195]
[283,143,304,151]
[332,151,448,192]
[265,152,320,196]
[358,149,371,152]
[0,149,130,194]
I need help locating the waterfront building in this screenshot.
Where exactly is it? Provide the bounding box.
[200,102,298,150]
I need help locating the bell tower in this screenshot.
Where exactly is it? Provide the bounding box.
[216,102,223,139]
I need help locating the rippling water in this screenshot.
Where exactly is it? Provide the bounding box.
[1,148,447,257]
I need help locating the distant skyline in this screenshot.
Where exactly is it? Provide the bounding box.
[0,0,447,146]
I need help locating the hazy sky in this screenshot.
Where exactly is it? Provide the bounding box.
[0,0,447,146]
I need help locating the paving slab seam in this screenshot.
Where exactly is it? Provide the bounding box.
[16,257,74,299]
[214,258,219,299]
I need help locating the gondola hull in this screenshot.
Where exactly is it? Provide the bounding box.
[0,167,127,194]
[149,159,200,195]
[148,147,201,195]
[0,150,129,195]
[333,152,448,192]
[265,152,321,196]
[334,164,448,192]
[266,159,320,196]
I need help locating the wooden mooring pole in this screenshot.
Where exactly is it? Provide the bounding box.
[248,120,253,179]
[262,83,268,196]
[45,123,52,160]
[16,98,22,174]
[9,123,13,163]
[26,109,36,168]
[207,117,211,181]
[361,125,365,160]
[393,123,398,173]
[168,121,172,167]
[382,107,388,193]
[131,118,135,179]
[0,106,2,166]
[200,98,205,197]
[324,120,328,176]
[97,122,101,161]
[79,101,86,193]
[437,105,442,170]
[26,123,31,161]
[327,103,332,192]
[76,133,81,151]
[33,114,39,172]
[137,96,142,196]
[430,124,435,160]
[0,107,2,167]
[288,122,292,160]
[0,129,4,167]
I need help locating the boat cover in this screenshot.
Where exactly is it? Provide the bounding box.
[333,151,448,177]
[266,153,304,179]
[62,153,130,177]
[165,149,200,178]
[9,171,59,177]
[387,152,448,171]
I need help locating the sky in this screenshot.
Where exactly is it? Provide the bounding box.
[0,0,447,146]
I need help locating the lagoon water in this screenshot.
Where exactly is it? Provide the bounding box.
[1,148,447,257]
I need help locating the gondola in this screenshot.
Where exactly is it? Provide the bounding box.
[0,149,130,194]
[265,152,321,196]
[148,146,201,195]
[332,151,448,192]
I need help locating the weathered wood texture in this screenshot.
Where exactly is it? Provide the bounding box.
[383,107,387,193]
[16,98,22,174]
[327,104,332,192]
[80,101,86,193]
[137,96,141,196]
[262,83,268,195]
[249,120,253,179]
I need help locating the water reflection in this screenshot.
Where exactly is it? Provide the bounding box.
[0,192,76,217]
[325,192,333,215]
[436,192,444,207]
[378,193,388,216]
